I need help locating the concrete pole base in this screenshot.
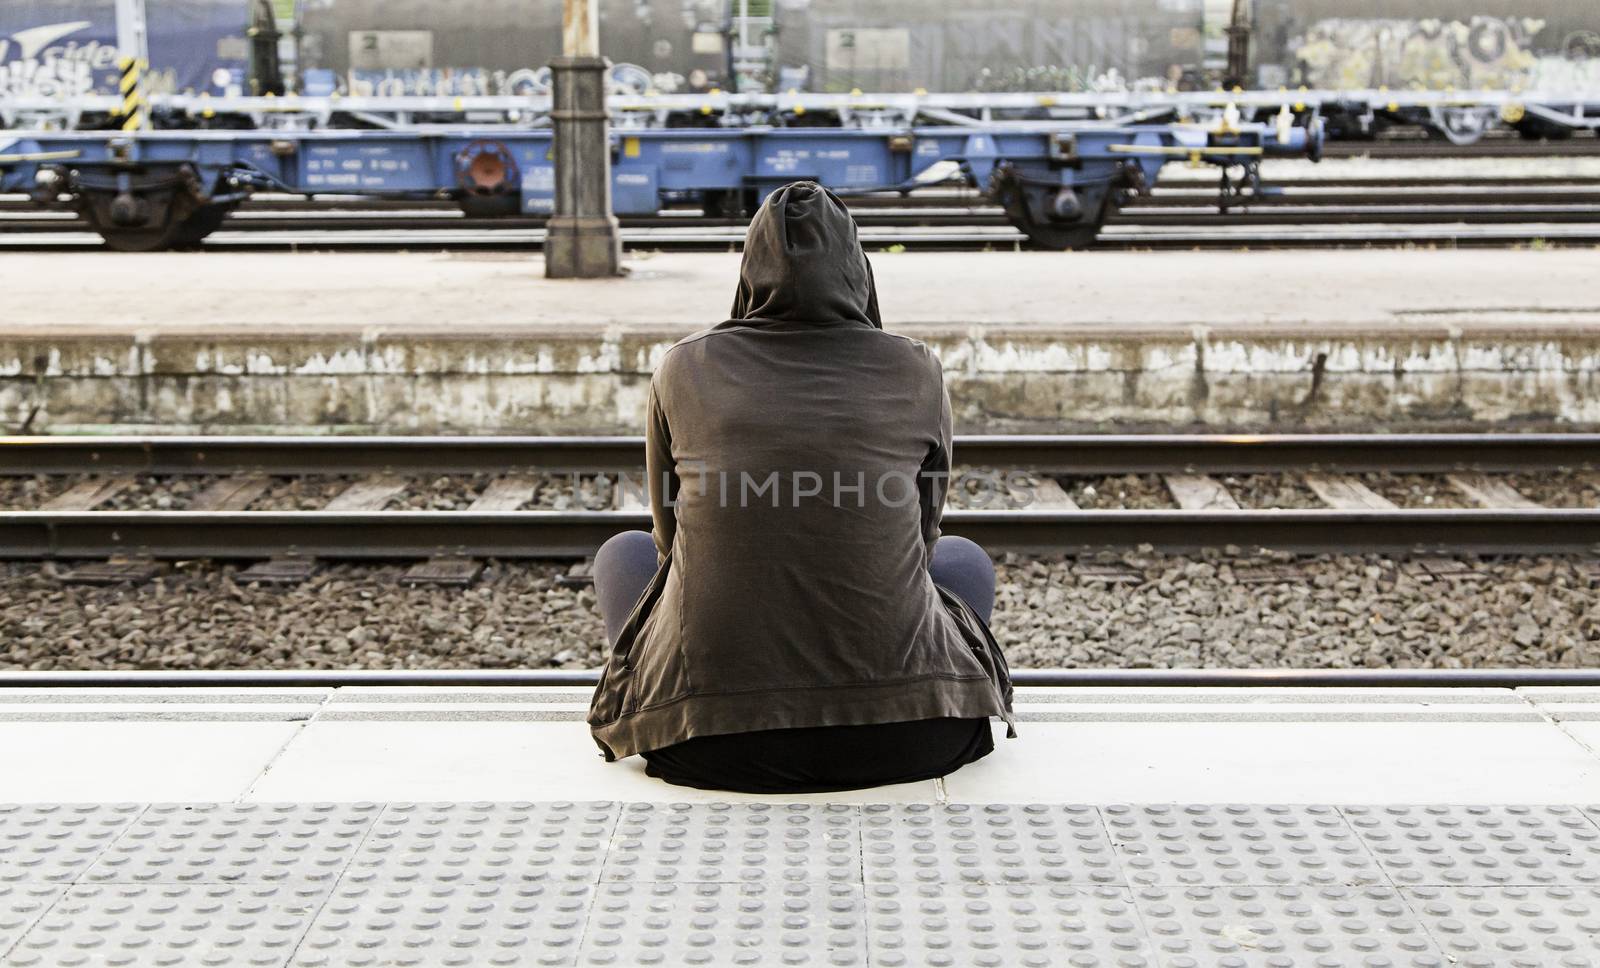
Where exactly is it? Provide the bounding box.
[546,215,623,278]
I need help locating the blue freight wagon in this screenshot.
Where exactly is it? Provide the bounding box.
[0,104,1322,249]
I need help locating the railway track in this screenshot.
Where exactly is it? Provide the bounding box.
[6,221,1599,252]
[5,163,1600,250]
[3,433,1599,559]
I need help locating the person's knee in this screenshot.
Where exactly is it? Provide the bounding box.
[594,531,656,588]
[933,535,993,575]
[596,530,654,565]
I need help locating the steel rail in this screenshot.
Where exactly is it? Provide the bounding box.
[7,178,1596,216]
[10,225,1598,252]
[1,508,1598,558]
[11,203,1600,236]
[2,434,1597,476]
[3,668,1600,688]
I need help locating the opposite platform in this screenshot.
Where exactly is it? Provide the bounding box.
[4,249,1599,434]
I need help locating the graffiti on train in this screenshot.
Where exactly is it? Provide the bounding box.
[0,2,249,98]
[0,21,109,96]
[1291,17,1600,92]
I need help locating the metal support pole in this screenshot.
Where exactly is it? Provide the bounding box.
[545,0,623,278]
[114,0,150,131]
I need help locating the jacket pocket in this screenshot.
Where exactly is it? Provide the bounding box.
[588,550,673,737]
[934,583,1017,738]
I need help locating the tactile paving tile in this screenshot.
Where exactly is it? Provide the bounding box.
[1135,885,1446,968]
[1341,806,1600,886]
[345,803,617,887]
[1404,886,1600,967]
[1104,805,1384,888]
[603,803,858,885]
[862,804,1123,886]
[0,886,67,957]
[580,881,865,966]
[0,804,145,884]
[83,803,382,885]
[866,884,1152,968]
[5,882,328,968]
[292,881,591,968]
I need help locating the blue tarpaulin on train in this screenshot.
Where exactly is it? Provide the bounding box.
[0,0,251,97]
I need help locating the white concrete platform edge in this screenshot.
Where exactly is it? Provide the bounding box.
[2,686,1599,804]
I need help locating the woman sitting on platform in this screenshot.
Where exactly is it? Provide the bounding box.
[587,181,1014,793]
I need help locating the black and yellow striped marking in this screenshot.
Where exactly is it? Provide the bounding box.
[115,55,147,131]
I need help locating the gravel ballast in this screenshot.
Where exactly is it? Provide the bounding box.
[1360,473,1472,508]
[1505,472,1600,509]
[1220,475,1325,510]
[1061,475,1174,509]
[2,552,1595,672]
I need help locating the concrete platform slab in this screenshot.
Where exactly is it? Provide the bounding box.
[11,249,1600,333]
[0,723,306,801]
[4,249,1598,433]
[3,687,1600,964]
[0,686,1597,805]
[244,720,943,805]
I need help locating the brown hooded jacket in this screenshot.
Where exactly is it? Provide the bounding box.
[587,181,1015,760]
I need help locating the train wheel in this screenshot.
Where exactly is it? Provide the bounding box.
[996,181,1106,250]
[459,194,521,218]
[92,217,184,252]
[701,190,746,219]
[169,204,234,249]
[77,190,184,252]
[1018,218,1102,251]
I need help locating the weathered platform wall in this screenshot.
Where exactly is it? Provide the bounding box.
[3,322,1595,434]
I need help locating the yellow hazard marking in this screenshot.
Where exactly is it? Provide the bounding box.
[113,55,146,128]
[1501,102,1525,123]
[623,136,640,158]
